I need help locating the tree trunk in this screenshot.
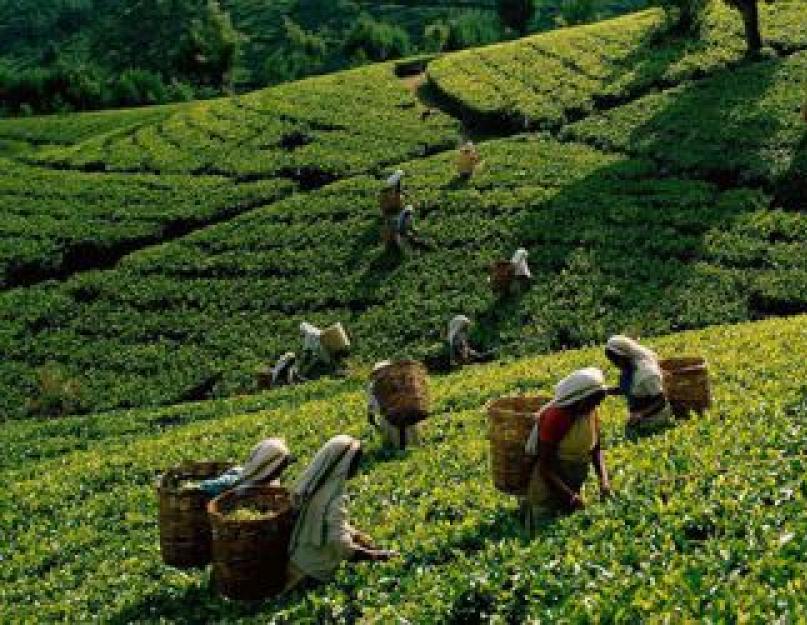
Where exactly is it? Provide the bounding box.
[731,0,762,53]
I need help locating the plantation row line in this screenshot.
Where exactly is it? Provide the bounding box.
[2,132,806,418]
[2,315,804,621]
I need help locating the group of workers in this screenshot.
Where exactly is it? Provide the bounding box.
[211,333,672,590]
[209,142,682,588]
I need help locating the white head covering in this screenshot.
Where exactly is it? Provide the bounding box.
[386,169,405,188]
[606,335,662,394]
[460,141,476,152]
[525,367,607,454]
[271,352,296,385]
[300,322,322,353]
[372,360,392,375]
[448,315,472,346]
[236,438,291,487]
[511,247,531,278]
[606,335,657,364]
[290,435,361,549]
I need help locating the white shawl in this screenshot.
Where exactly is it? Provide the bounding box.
[448,315,471,347]
[236,438,290,487]
[511,247,531,278]
[606,335,663,395]
[290,435,360,549]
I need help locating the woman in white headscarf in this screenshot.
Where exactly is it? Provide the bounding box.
[510,247,532,292]
[287,435,396,587]
[298,321,346,379]
[522,368,611,532]
[447,315,493,367]
[197,438,292,497]
[605,335,673,433]
[270,352,302,387]
[380,169,407,216]
[367,361,422,449]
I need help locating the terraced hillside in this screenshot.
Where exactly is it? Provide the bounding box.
[2,316,805,621]
[0,3,805,419]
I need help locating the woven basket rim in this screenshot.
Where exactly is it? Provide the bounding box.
[659,356,707,367]
[208,485,292,525]
[486,394,552,415]
[158,461,236,494]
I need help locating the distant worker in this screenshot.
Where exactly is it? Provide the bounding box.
[605,335,673,434]
[389,205,429,252]
[270,352,303,388]
[379,169,406,217]
[522,368,611,532]
[298,322,348,379]
[195,438,293,497]
[457,141,481,179]
[286,435,397,588]
[510,247,532,293]
[447,315,494,367]
[367,361,422,450]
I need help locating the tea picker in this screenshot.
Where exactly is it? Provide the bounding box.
[604,335,674,434]
[367,360,424,450]
[448,315,495,368]
[298,321,351,379]
[379,169,407,217]
[489,247,533,297]
[285,435,397,590]
[457,141,482,179]
[387,204,430,252]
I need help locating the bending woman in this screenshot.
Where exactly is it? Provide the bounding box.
[523,368,611,533]
[367,361,421,450]
[605,335,673,433]
[197,438,292,497]
[287,435,395,587]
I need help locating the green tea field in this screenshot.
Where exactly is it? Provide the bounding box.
[2,316,806,621]
[1,1,806,620]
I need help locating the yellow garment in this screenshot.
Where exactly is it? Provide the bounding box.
[379,416,421,449]
[525,410,597,511]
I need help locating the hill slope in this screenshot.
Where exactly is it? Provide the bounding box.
[2,315,806,621]
[0,5,805,418]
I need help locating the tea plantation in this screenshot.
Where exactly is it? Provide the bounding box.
[1,315,805,621]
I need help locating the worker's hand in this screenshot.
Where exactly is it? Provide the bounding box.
[600,482,613,500]
[373,549,399,561]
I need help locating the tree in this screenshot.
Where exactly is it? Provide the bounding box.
[264,17,328,84]
[344,14,410,62]
[178,0,240,88]
[723,0,762,53]
[497,0,536,35]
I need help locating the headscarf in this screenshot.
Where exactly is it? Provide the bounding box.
[525,367,607,454]
[236,438,291,487]
[511,247,531,278]
[605,335,662,395]
[448,315,472,347]
[460,141,476,153]
[290,435,362,549]
[385,169,405,189]
[271,352,296,386]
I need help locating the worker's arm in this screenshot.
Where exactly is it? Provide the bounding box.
[591,415,611,498]
[538,441,583,510]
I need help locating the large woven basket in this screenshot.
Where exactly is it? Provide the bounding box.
[489,261,515,295]
[157,461,235,568]
[208,486,295,601]
[320,322,350,355]
[255,366,273,390]
[457,151,479,176]
[487,396,549,496]
[660,356,711,417]
[373,360,430,427]
[379,189,403,217]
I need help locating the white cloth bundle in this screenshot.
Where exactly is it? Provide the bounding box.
[448,315,471,348]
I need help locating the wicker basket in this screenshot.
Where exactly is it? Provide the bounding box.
[379,189,403,217]
[487,396,550,496]
[157,461,235,568]
[457,151,479,176]
[660,356,711,417]
[489,261,515,295]
[320,322,350,355]
[381,222,396,246]
[255,366,273,390]
[208,486,295,601]
[373,360,430,427]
